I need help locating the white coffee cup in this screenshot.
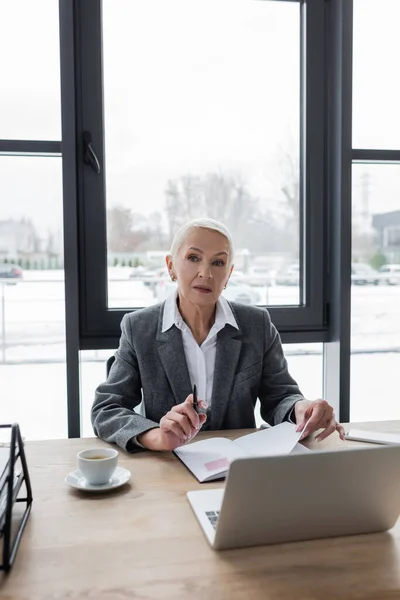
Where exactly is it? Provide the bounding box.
[77,448,118,485]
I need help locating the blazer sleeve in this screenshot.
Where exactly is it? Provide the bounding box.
[258,310,305,425]
[91,314,159,452]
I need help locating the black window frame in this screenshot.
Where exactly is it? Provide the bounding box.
[59,0,356,435]
[66,0,330,349]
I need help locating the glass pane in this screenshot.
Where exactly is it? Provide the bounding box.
[255,342,323,427]
[0,157,66,439]
[353,0,400,149]
[103,0,301,309]
[0,0,61,140]
[80,350,113,438]
[350,164,400,420]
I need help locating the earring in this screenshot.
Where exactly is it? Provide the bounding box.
[171,275,176,282]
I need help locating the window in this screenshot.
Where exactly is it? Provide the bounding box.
[103,0,301,309]
[74,0,327,344]
[284,343,323,401]
[0,157,66,439]
[350,166,400,420]
[350,0,400,420]
[80,350,113,437]
[353,0,400,149]
[0,0,61,140]
[5,0,396,438]
[0,1,63,440]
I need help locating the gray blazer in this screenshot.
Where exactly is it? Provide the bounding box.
[91,301,304,452]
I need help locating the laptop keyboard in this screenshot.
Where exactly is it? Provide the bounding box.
[205,510,220,529]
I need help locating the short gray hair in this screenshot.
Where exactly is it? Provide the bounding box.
[169,218,235,265]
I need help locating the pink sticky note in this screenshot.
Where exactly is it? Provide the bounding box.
[204,457,230,472]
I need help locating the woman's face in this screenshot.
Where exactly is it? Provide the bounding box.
[167,228,233,307]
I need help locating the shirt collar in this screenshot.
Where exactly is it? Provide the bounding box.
[162,289,239,333]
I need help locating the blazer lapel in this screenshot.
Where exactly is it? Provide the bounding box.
[156,323,192,405]
[209,325,242,430]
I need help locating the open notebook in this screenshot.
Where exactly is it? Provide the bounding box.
[174,422,310,482]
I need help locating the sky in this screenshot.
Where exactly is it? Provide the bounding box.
[0,0,399,239]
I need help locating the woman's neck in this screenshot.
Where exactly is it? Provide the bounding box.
[177,293,216,345]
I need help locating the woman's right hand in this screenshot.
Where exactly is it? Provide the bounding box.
[137,394,208,451]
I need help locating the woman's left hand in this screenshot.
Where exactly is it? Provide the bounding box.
[294,399,345,442]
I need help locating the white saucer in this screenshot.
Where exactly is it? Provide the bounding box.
[65,466,131,492]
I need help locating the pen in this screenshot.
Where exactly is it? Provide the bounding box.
[193,384,198,413]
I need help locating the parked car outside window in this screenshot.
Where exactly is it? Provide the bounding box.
[351,263,379,286]
[241,266,271,287]
[0,262,23,284]
[275,263,299,286]
[378,264,400,286]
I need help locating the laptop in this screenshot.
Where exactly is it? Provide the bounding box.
[187,445,400,550]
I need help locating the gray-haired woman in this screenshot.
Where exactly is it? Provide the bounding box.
[92,218,344,451]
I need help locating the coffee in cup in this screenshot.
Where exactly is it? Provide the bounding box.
[77,448,118,485]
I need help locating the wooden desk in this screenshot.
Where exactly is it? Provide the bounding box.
[2,422,400,600]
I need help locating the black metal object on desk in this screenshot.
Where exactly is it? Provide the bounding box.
[0,423,32,573]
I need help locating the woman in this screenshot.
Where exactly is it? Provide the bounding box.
[92,218,345,452]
